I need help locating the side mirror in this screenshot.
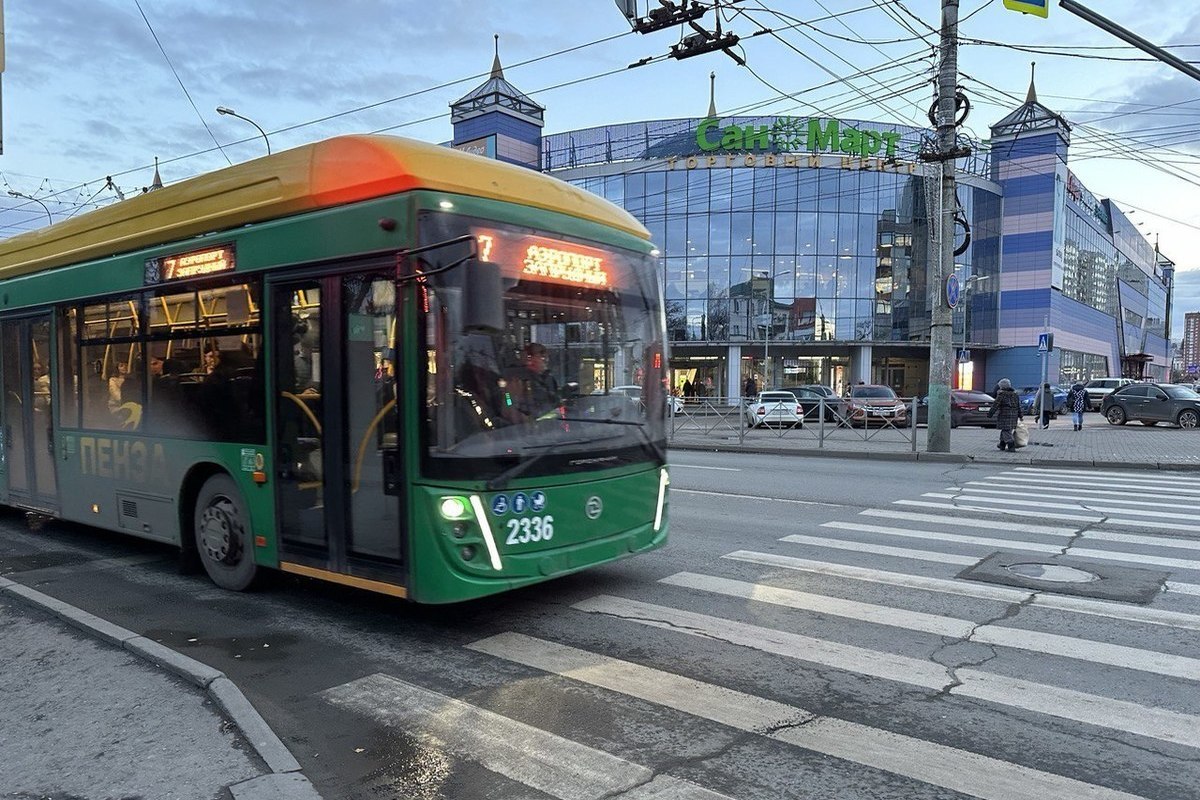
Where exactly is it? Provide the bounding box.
[462,260,505,333]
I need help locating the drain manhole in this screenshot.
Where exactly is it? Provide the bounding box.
[961,552,1167,603]
[1004,562,1098,583]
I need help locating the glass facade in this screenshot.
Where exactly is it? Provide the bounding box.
[565,153,999,356]
[531,111,1167,394]
[1060,348,1109,384]
[1062,211,1118,317]
[1062,203,1170,379]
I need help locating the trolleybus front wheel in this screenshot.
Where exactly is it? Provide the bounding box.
[194,474,258,591]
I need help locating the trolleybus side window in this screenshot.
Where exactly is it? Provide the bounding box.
[67,279,265,442]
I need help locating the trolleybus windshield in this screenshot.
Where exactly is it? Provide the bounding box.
[419,213,665,482]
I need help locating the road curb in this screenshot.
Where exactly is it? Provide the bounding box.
[668,441,1200,471]
[0,580,321,798]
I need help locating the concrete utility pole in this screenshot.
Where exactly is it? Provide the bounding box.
[925,0,961,453]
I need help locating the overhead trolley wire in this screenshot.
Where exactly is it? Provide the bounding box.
[132,0,232,166]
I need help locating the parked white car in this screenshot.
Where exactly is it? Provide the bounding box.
[1084,377,1134,411]
[599,385,684,414]
[744,391,805,428]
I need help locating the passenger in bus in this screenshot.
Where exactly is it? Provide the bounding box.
[33,360,50,394]
[108,362,131,411]
[33,361,51,412]
[202,348,221,376]
[505,342,560,421]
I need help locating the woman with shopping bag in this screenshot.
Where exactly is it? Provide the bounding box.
[987,378,1023,452]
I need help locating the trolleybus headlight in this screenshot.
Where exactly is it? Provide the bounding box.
[451,522,468,539]
[459,545,476,561]
[439,496,470,520]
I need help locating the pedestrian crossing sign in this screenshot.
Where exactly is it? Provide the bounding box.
[1037,332,1053,352]
[1003,0,1049,18]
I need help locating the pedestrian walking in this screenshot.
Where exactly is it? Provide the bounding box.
[1065,380,1087,431]
[1033,382,1055,429]
[987,378,1023,451]
[743,375,757,398]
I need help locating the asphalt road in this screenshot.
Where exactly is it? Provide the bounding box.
[3,453,1200,800]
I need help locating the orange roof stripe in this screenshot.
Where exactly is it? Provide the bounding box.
[0,135,650,279]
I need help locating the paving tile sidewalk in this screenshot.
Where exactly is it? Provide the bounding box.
[668,411,1200,469]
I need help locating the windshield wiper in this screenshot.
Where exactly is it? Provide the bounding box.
[485,441,556,491]
[484,419,664,490]
[556,416,667,467]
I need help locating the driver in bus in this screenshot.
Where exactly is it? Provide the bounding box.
[505,342,560,421]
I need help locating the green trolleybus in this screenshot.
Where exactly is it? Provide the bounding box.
[0,135,669,603]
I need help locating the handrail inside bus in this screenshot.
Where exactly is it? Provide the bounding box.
[352,397,397,495]
[280,391,322,435]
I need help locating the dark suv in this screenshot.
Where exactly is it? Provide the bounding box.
[1101,383,1200,428]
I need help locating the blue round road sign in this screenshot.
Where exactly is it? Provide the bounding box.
[945,273,961,309]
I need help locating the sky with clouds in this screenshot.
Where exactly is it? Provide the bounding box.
[2,1,1198,335]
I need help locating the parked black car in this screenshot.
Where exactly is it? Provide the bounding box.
[1100,383,1200,428]
[916,390,997,428]
[784,384,848,423]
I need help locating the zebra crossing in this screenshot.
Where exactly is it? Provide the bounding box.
[320,465,1200,800]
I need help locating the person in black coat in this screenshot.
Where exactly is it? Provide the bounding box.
[987,377,1023,451]
[1032,382,1055,430]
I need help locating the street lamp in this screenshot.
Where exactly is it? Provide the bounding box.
[956,274,988,388]
[758,269,792,389]
[7,190,52,226]
[216,106,271,155]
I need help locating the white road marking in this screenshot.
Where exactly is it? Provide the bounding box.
[873,503,1099,527]
[821,520,1065,553]
[822,521,1200,571]
[1012,467,1200,485]
[662,572,975,638]
[672,487,844,507]
[469,633,1151,800]
[922,491,1200,522]
[722,551,1200,632]
[952,485,1200,513]
[663,572,1200,680]
[1102,517,1200,534]
[780,533,980,564]
[781,532,1200,588]
[894,499,1106,523]
[969,478,1200,500]
[575,594,952,689]
[990,474,1200,494]
[319,673,731,800]
[860,508,1080,535]
[725,550,1031,602]
[1085,530,1200,552]
[572,596,1200,749]
[669,463,742,471]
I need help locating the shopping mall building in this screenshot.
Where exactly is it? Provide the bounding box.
[448,56,1174,399]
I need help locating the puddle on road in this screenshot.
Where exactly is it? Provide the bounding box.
[142,628,299,661]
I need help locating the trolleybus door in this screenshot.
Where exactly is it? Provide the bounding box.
[1,314,58,511]
[272,273,405,583]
